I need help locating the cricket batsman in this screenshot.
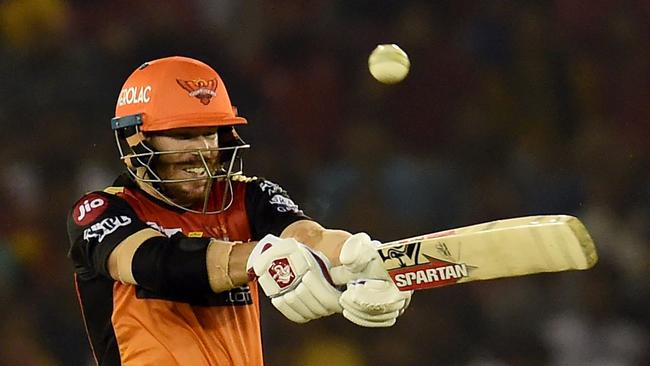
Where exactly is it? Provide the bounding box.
[67,56,411,365]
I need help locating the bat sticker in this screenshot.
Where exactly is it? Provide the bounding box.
[389,258,469,291]
[378,242,421,268]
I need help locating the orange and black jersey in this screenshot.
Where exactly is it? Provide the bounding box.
[67,174,309,366]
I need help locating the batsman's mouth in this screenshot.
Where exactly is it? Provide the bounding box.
[183,167,208,176]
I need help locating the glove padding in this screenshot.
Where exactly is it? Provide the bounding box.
[335,233,413,327]
[337,233,389,281]
[247,234,342,323]
[340,279,412,327]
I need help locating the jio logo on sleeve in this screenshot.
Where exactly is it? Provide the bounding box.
[74,194,107,226]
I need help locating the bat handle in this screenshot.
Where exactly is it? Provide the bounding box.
[330,266,357,286]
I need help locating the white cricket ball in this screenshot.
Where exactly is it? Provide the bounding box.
[368,44,410,84]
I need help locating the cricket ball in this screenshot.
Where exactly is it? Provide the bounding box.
[368,44,410,84]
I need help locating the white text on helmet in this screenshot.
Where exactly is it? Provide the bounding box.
[118,85,152,106]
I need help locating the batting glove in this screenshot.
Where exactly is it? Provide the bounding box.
[247,234,342,323]
[340,279,412,327]
[333,233,414,327]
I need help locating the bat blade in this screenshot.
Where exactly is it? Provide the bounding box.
[379,215,598,291]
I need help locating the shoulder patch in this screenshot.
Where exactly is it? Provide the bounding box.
[258,179,284,195]
[231,175,256,183]
[257,179,302,214]
[104,186,125,195]
[73,193,109,226]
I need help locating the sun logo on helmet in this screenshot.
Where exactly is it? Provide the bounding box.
[176,78,218,105]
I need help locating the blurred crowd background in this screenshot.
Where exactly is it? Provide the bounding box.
[0,0,648,365]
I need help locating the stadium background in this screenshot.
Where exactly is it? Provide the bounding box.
[0,1,648,365]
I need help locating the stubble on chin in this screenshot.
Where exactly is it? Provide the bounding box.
[160,181,209,208]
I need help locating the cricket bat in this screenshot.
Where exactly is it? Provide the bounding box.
[332,215,598,291]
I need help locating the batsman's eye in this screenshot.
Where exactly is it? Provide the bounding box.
[174,134,195,140]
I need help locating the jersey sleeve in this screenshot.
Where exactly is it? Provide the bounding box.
[67,191,151,279]
[245,178,311,240]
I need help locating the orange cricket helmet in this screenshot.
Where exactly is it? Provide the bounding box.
[110,56,250,214]
[113,56,246,131]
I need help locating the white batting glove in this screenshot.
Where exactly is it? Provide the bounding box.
[337,233,389,280]
[247,234,342,323]
[340,279,412,327]
[333,233,413,327]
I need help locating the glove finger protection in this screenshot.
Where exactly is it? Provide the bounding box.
[398,289,414,316]
[342,304,400,323]
[338,233,388,280]
[271,296,310,323]
[340,279,412,328]
[275,285,319,320]
[247,234,342,323]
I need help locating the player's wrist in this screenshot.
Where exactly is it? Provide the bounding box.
[228,241,257,286]
[205,239,260,293]
[206,240,236,293]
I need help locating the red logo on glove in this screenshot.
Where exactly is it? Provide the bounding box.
[268,258,296,289]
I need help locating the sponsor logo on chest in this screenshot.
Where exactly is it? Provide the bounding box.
[146,221,183,237]
[145,221,205,238]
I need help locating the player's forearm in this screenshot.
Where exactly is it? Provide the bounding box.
[108,222,348,295]
[108,233,255,294]
[280,220,351,266]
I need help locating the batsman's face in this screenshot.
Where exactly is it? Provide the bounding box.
[147,127,220,207]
